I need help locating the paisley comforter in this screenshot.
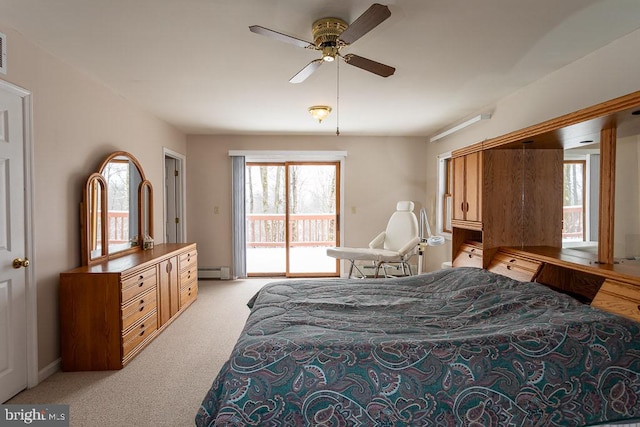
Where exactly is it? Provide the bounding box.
[196,267,640,426]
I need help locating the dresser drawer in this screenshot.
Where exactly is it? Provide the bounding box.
[121,288,157,331]
[179,249,197,269]
[122,311,158,356]
[180,281,198,307]
[121,267,157,303]
[180,264,197,283]
[488,252,542,282]
[592,279,640,323]
[453,242,483,268]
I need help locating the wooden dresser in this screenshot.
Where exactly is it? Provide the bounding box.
[59,243,197,371]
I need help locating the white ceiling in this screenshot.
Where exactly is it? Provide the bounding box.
[2,0,640,137]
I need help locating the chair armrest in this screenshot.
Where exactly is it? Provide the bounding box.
[397,236,421,256]
[369,232,386,249]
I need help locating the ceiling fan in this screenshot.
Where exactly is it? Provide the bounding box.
[249,3,395,83]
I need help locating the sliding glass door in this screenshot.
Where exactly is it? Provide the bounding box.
[245,163,285,274]
[286,163,339,276]
[246,162,339,277]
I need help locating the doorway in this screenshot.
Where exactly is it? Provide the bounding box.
[246,162,340,277]
[163,148,186,244]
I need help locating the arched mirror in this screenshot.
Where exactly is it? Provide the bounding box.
[83,173,107,261]
[81,151,154,265]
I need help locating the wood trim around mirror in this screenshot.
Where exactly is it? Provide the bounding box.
[139,180,154,248]
[98,150,147,181]
[598,127,616,264]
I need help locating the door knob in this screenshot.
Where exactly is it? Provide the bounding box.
[13,258,30,269]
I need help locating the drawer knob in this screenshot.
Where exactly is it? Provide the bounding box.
[139,306,145,312]
[139,275,144,280]
[637,305,640,312]
[138,282,144,287]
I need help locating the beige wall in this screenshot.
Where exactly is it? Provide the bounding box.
[0,24,187,373]
[423,28,640,272]
[186,135,426,271]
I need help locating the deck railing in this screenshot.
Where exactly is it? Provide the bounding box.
[108,211,129,244]
[247,213,336,248]
[562,205,584,240]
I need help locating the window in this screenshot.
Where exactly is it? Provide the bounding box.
[437,153,453,237]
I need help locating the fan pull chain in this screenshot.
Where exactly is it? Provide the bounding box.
[336,59,340,136]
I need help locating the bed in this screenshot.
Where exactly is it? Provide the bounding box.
[196,267,640,426]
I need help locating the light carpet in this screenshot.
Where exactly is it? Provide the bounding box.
[8,278,272,427]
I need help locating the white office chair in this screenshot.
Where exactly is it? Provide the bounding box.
[327,201,420,278]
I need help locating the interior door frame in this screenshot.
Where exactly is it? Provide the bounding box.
[0,79,38,389]
[163,148,186,243]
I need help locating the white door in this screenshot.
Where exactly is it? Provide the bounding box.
[0,81,29,403]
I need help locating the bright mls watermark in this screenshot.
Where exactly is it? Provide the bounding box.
[0,405,69,426]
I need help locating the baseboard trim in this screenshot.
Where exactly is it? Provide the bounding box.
[37,358,61,384]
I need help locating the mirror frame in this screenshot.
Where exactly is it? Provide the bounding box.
[81,151,154,265]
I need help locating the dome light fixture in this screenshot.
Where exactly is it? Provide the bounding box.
[308,105,332,123]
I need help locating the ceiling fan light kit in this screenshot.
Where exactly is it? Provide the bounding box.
[308,105,332,123]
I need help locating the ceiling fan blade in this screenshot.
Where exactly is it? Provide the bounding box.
[249,25,314,49]
[339,3,391,45]
[289,59,324,84]
[342,54,395,77]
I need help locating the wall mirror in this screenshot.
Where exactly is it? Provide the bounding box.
[493,91,640,267]
[560,107,640,263]
[543,104,640,265]
[613,119,640,263]
[82,151,153,265]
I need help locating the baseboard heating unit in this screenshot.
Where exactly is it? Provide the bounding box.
[198,267,231,280]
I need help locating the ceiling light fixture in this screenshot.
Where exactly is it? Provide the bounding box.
[430,113,492,143]
[321,46,337,62]
[308,105,332,123]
